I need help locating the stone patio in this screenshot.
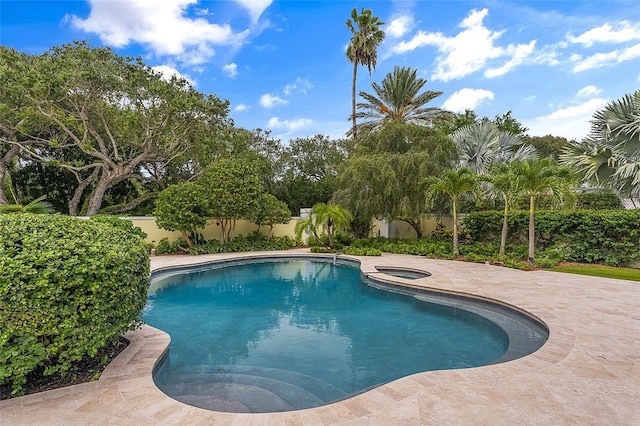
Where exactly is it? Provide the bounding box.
[1,250,639,425]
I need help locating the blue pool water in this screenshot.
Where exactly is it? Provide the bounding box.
[144,259,516,413]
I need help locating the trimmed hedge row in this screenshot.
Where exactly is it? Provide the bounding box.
[0,215,150,395]
[463,210,640,266]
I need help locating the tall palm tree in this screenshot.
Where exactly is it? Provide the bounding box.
[452,121,536,175]
[561,91,640,205]
[354,66,448,136]
[346,8,385,139]
[312,202,353,249]
[511,158,576,263]
[483,163,519,257]
[423,167,479,256]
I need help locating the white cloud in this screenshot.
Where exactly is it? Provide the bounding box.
[151,65,193,84]
[484,40,536,78]
[572,43,640,72]
[267,117,312,131]
[283,77,313,95]
[391,8,536,81]
[567,21,640,47]
[233,0,273,23]
[234,103,250,112]
[577,85,601,98]
[223,63,238,78]
[441,88,494,112]
[387,15,414,38]
[260,93,288,108]
[526,98,608,140]
[68,0,249,64]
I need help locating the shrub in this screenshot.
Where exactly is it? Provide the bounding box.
[464,210,640,266]
[88,215,147,240]
[575,191,624,210]
[0,214,149,395]
[342,247,382,256]
[154,237,187,254]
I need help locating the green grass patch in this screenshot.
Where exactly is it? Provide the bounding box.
[547,264,640,281]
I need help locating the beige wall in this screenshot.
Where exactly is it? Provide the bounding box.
[124,216,456,245]
[125,217,300,244]
[380,216,456,239]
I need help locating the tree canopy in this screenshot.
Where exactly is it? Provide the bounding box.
[354,66,449,136]
[334,123,457,237]
[0,42,230,214]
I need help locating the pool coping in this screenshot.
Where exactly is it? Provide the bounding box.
[2,249,639,424]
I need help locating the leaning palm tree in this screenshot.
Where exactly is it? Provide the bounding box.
[312,202,353,249]
[346,8,385,139]
[294,212,320,245]
[452,121,536,175]
[511,158,576,263]
[0,195,53,214]
[423,167,479,256]
[354,66,449,136]
[560,91,640,205]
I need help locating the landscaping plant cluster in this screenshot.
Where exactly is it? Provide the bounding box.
[0,215,150,396]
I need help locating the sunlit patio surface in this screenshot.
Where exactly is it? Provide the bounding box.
[2,249,639,425]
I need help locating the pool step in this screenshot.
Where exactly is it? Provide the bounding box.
[155,364,348,413]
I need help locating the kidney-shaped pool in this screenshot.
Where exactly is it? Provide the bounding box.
[144,257,548,413]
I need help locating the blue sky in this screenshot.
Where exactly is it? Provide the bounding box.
[2,0,640,143]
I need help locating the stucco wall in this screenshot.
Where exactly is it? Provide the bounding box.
[124,216,457,244]
[125,217,300,244]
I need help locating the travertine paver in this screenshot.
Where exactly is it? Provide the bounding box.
[1,249,639,425]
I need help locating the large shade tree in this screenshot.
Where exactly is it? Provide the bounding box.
[561,91,640,206]
[346,7,385,139]
[273,135,348,215]
[2,42,230,215]
[354,66,449,136]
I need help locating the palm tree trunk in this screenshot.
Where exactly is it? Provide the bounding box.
[351,61,358,139]
[500,203,509,257]
[452,200,459,256]
[528,195,535,263]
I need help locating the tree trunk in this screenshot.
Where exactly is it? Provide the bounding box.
[528,195,535,263]
[181,230,194,248]
[102,193,157,214]
[351,61,358,139]
[0,144,21,205]
[500,203,509,257]
[452,200,459,256]
[86,178,112,215]
[400,218,423,238]
[68,167,100,216]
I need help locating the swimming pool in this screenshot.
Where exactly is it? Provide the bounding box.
[145,257,548,413]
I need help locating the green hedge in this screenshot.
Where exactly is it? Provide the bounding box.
[463,210,640,266]
[0,215,150,395]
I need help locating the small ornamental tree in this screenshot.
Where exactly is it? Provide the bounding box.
[154,182,210,248]
[252,193,292,239]
[200,157,264,244]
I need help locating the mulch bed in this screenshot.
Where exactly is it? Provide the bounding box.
[0,337,129,400]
